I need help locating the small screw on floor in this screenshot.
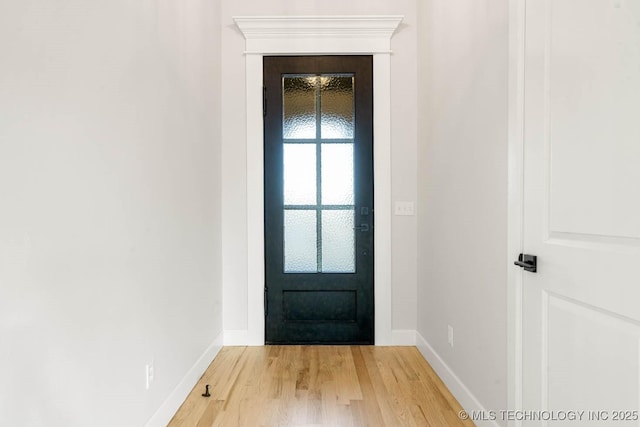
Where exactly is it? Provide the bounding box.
[202,384,211,397]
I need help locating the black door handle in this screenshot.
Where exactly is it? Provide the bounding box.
[514,254,537,273]
[353,224,370,232]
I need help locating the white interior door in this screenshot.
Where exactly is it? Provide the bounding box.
[522,0,640,425]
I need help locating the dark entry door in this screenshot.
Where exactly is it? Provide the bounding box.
[264,56,374,344]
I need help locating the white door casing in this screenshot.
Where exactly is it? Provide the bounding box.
[520,0,640,424]
[232,16,403,345]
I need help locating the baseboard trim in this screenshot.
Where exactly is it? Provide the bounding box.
[390,329,416,345]
[224,329,251,345]
[145,332,224,427]
[415,332,499,427]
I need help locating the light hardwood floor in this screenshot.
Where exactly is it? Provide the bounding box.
[168,346,476,427]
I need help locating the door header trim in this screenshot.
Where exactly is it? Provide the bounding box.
[234,16,403,54]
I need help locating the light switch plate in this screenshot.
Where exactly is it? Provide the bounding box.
[394,201,415,216]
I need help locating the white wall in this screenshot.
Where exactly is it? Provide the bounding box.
[417,0,509,421]
[0,1,222,426]
[221,0,419,339]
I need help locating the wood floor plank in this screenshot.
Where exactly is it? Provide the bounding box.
[359,346,409,426]
[168,346,250,426]
[350,347,387,427]
[167,346,476,427]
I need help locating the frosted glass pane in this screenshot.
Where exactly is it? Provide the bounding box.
[322,210,355,273]
[320,76,354,139]
[284,144,316,205]
[321,144,354,205]
[283,77,317,139]
[284,210,317,273]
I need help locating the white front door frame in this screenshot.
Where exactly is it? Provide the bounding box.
[233,16,403,345]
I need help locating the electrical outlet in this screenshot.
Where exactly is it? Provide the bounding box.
[145,360,155,390]
[447,325,454,347]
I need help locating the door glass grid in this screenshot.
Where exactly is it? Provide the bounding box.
[282,74,356,273]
